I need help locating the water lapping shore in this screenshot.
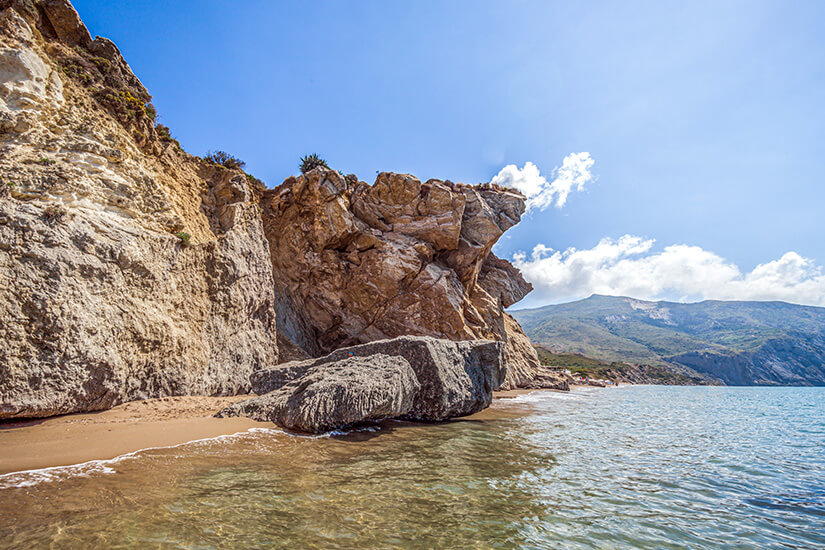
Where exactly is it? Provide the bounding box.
[1,386,823,549]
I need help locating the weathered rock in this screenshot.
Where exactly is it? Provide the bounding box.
[0,1,277,418]
[259,169,544,389]
[520,367,572,391]
[218,354,420,433]
[251,335,506,422]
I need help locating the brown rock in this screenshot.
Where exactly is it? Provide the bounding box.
[259,169,545,388]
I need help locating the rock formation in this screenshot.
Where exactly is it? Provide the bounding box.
[220,354,421,434]
[0,0,555,421]
[258,169,546,389]
[220,336,505,433]
[0,0,277,418]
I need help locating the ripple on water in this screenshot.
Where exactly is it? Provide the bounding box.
[0,386,824,549]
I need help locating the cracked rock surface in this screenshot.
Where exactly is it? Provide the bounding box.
[260,169,542,389]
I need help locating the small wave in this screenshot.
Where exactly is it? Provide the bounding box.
[0,428,276,490]
[503,391,590,404]
[278,424,384,439]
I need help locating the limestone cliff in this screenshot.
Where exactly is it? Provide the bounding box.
[258,169,544,389]
[0,0,277,418]
[0,0,551,421]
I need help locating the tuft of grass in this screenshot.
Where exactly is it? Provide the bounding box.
[299,153,329,174]
[38,157,56,166]
[175,231,191,246]
[204,151,245,170]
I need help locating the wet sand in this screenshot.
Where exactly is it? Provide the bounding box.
[0,387,595,475]
[0,396,268,475]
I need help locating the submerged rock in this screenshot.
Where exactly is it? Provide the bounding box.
[218,355,420,434]
[222,336,506,432]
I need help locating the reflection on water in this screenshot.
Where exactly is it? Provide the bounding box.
[1,386,824,549]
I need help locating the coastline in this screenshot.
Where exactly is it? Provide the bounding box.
[0,396,269,475]
[0,386,601,476]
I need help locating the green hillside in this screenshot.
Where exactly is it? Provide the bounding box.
[512,295,825,386]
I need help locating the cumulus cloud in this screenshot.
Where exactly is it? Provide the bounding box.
[491,152,595,211]
[512,235,825,307]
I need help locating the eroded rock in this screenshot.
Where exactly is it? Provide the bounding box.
[239,335,506,430]
[218,354,420,434]
[0,0,277,418]
[259,169,543,389]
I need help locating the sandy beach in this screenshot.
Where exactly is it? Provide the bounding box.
[0,396,269,475]
[0,387,601,476]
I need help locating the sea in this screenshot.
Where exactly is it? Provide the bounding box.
[1,386,823,549]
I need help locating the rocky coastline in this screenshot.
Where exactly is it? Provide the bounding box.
[0,0,569,433]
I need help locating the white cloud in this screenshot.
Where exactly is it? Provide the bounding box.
[512,235,825,307]
[492,152,595,211]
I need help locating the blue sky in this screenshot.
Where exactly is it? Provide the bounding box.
[72,0,825,307]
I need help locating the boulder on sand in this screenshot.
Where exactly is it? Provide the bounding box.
[218,354,420,434]
[219,336,506,433]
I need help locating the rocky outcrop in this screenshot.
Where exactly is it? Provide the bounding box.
[0,0,277,418]
[259,169,542,389]
[519,367,572,391]
[221,336,504,432]
[218,354,420,433]
[245,336,506,426]
[0,0,547,422]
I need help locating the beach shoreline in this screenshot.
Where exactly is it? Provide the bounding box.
[0,386,602,476]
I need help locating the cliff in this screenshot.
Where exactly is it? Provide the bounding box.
[0,0,548,420]
[258,169,545,389]
[0,0,278,418]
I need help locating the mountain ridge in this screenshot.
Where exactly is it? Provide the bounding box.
[511,294,825,386]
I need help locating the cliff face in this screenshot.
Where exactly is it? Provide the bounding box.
[0,0,277,418]
[259,169,542,389]
[0,0,546,420]
[671,335,825,386]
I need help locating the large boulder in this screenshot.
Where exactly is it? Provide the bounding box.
[258,169,545,389]
[218,354,420,434]
[251,335,506,422]
[221,336,506,432]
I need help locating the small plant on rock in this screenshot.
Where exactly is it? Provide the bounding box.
[175,231,191,246]
[43,204,67,223]
[300,153,329,174]
[204,150,246,170]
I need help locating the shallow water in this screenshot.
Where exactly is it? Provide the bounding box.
[1,386,823,549]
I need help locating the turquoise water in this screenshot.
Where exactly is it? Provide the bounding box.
[1,386,824,549]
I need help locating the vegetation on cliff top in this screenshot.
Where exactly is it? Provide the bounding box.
[300,153,329,174]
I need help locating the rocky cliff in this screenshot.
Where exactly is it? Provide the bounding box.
[258,169,544,389]
[0,0,549,420]
[0,0,277,418]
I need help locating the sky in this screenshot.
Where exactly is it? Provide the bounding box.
[72,0,825,308]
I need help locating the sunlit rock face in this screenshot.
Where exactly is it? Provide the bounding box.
[0,0,278,418]
[259,168,542,389]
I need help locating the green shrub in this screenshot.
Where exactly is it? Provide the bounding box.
[38,157,56,166]
[299,153,329,174]
[175,231,191,246]
[204,151,246,170]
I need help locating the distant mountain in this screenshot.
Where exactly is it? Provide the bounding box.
[511,295,825,386]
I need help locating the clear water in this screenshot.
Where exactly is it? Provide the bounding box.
[1,386,823,549]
